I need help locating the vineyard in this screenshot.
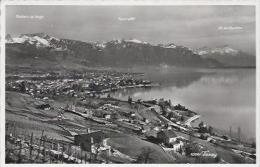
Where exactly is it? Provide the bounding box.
[5,122,102,164]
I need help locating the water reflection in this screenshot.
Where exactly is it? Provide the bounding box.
[111,68,256,140]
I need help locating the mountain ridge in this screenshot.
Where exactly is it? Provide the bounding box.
[5,33,255,69]
[194,45,255,67]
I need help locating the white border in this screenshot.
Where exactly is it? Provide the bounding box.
[0,1,6,167]
[255,0,259,166]
[1,0,258,6]
[0,0,259,167]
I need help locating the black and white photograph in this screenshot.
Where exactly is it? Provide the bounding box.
[1,0,259,165]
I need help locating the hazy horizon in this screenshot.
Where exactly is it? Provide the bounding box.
[6,5,256,55]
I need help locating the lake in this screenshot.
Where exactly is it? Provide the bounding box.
[111,66,256,140]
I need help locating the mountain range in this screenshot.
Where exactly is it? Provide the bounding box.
[5,33,255,69]
[194,46,255,67]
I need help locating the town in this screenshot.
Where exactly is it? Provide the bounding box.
[5,68,256,164]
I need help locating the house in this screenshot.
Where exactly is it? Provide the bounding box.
[207,137,216,143]
[93,108,112,118]
[200,133,210,140]
[153,126,161,131]
[148,105,161,114]
[145,129,158,138]
[74,130,107,152]
[36,103,51,110]
[171,140,184,152]
[144,129,161,144]
[104,113,117,120]
[157,129,177,145]
[84,109,93,118]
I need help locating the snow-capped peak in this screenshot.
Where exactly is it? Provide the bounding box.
[5,33,67,50]
[195,45,239,56]
[6,33,49,47]
[124,39,148,44]
[160,43,177,49]
[218,46,238,54]
[158,43,177,49]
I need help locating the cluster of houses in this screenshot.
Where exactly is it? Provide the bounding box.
[6,71,153,100]
[72,124,214,163]
[35,93,222,162]
[144,126,187,152]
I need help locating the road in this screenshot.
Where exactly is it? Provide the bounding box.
[184,114,200,127]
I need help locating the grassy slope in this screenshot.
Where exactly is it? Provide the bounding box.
[107,134,176,163]
[5,91,86,141]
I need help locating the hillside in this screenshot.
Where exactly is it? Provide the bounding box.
[107,135,176,163]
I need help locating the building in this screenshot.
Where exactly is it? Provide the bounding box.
[157,129,177,145]
[104,113,117,120]
[36,103,51,110]
[84,109,93,118]
[200,133,210,140]
[144,129,161,144]
[171,140,185,152]
[74,130,107,152]
[148,105,161,114]
[145,129,158,138]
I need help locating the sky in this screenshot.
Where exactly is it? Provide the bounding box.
[6,5,256,54]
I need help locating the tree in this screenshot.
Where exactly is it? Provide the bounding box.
[199,121,204,128]
[19,81,26,93]
[198,121,208,133]
[185,144,193,156]
[208,126,213,135]
[168,99,172,107]
[136,147,154,163]
[178,145,183,154]
[161,108,167,116]
[189,131,193,143]
[166,112,174,119]
[128,96,132,104]
[251,141,256,148]
[237,127,241,143]
[214,155,221,163]
[180,116,185,122]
